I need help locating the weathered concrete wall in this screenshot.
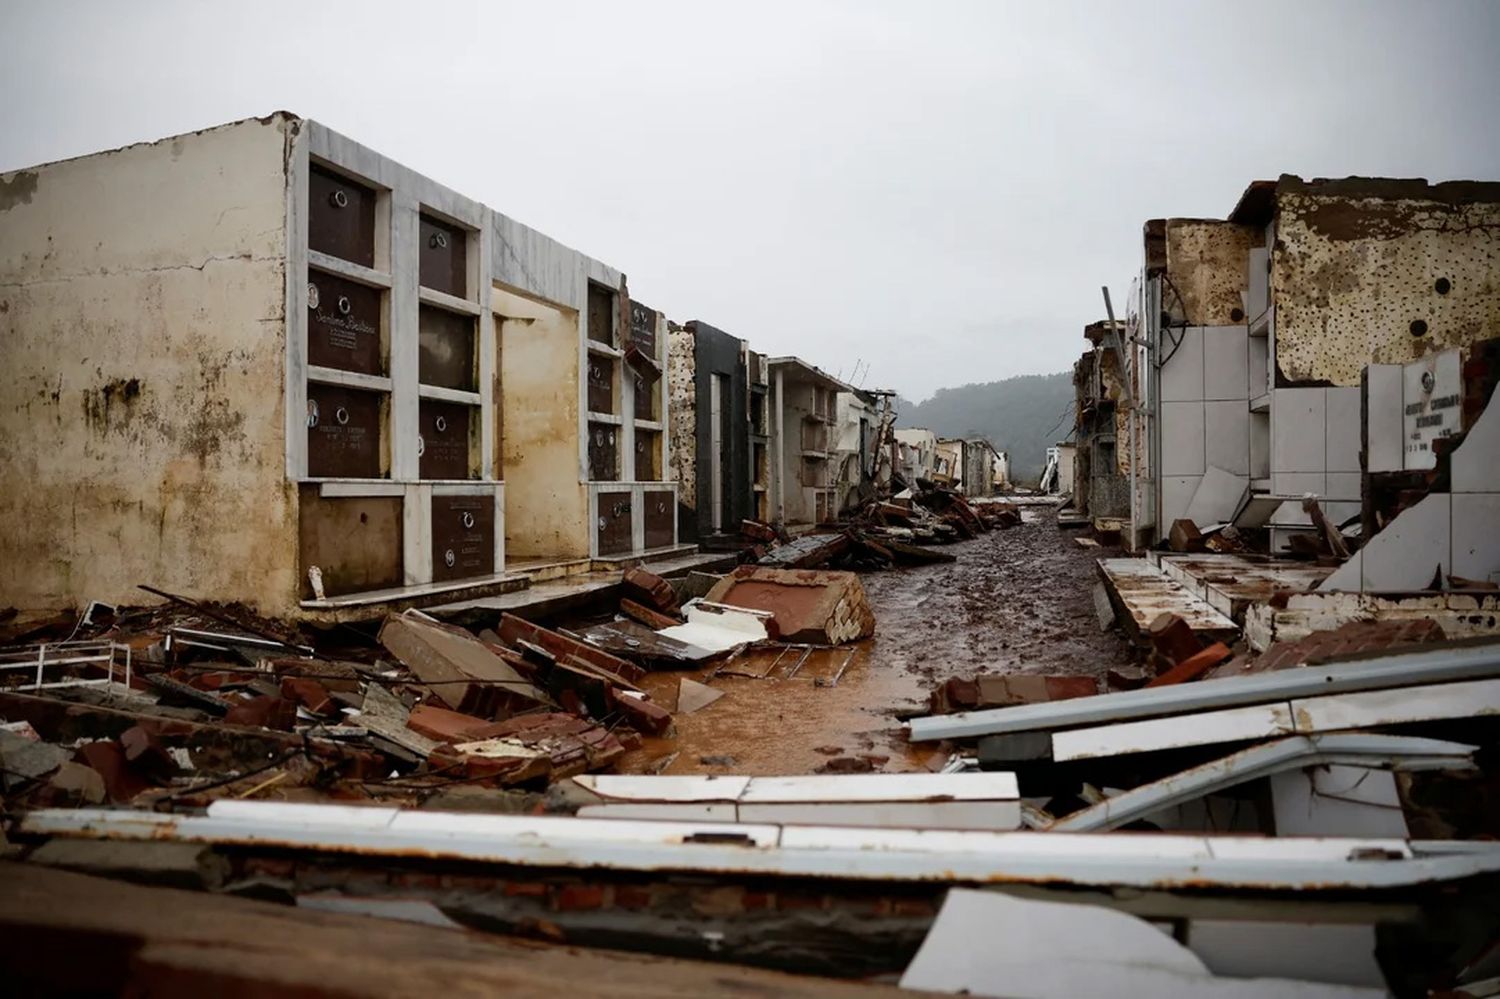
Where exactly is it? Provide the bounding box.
[1164,220,1256,326]
[0,116,295,613]
[667,323,696,512]
[1272,177,1500,386]
[495,287,587,559]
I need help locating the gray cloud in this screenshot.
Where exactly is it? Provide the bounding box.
[4,0,1497,399]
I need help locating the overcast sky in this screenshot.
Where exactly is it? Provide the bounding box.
[4,1,1497,400]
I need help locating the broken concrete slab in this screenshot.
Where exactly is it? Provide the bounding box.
[578,619,714,669]
[379,610,552,718]
[0,728,71,790]
[704,567,875,645]
[757,533,850,569]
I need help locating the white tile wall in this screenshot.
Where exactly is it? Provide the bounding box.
[1452,492,1500,583]
[1159,327,1204,402]
[1162,475,1202,529]
[1325,472,1361,502]
[1453,385,1500,492]
[1272,388,1325,473]
[1203,326,1250,401]
[1365,365,1404,474]
[1248,336,1269,400]
[1326,388,1363,473]
[1161,401,1206,475]
[1204,401,1250,475]
[1271,471,1326,503]
[1250,411,1270,479]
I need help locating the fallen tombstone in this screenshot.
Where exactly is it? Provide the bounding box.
[497,613,645,685]
[618,598,681,630]
[704,567,876,645]
[757,533,851,570]
[578,619,714,669]
[379,611,552,718]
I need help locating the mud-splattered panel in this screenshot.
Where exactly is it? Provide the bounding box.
[308,164,376,268]
[588,421,619,481]
[418,306,476,391]
[644,489,674,549]
[431,493,494,581]
[587,355,615,414]
[1164,220,1255,326]
[297,487,402,598]
[596,492,633,555]
[307,384,383,478]
[307,271,382,375]
[1272,180,1500,386]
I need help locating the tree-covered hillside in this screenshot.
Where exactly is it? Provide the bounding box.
[896,371,1073,485]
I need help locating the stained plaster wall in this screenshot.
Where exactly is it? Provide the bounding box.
[0,116,295,612]
[667,323,697,516]
[494,286,586,559]
[834,392,875,511]
[1163,220,1256,327]
[1271,177,1500,387]
[895,428,937,484]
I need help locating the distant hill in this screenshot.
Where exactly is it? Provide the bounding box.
[896,371,1073,485]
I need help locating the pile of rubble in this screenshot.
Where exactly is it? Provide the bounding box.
[0,564,882,815]
[737,480,1020,574]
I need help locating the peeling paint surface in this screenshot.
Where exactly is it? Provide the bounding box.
[667,323,696,509]
[0,117,294,612]
[1164,220,1255,326]
[1273,178,1500,385]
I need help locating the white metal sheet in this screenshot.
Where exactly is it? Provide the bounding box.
[737,801,1020,831]
[573,774,751,803]
[1290,677,1500,732]
[1053,702,1295,762]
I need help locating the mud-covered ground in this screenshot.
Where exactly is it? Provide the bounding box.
[615,506,1135,776]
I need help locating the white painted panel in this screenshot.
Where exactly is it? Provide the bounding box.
[1159,327,1204,402]
[738,801,1021,830]
[1189,921,1385,988]
[1325,388,1363,474]
[1203,326,1250,401]
[1359,493,1450,591]
[1162,402,1206,475]
[1270,766,1407,838]
[1204,402,1250,475]
[1291,678,1500,732]
[1185,466,1248,526]
[1452,492,1500,583]
[1052,703,1295,761]
[1453,386,1500,492]
[901,889,1383,999]
[1365,364,1405,474]
[575,775,750,802]
[577,803,738,822]
[1273,388,1326,473]
[740,773,1019,803]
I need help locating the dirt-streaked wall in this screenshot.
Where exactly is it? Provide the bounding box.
[1272,177,1500,386]
[0,116,295,613]
[495,286,587,559]
[1163,220,1256,327]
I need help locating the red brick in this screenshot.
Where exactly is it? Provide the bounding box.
[776,892,826,911]
[280,676,334,715]
[503,880,551,898]
[554,883,609,911]
[614,885,654,910]
[741,891,774,911]
[406,703,496,744]
[223,694,296,731]
[1146,642,1232,687]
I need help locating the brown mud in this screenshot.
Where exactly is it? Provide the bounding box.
[613,507,1135,777]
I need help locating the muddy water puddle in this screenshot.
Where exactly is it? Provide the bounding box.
[610,509,1135,777]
